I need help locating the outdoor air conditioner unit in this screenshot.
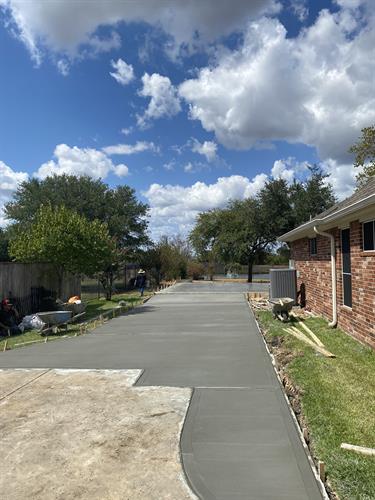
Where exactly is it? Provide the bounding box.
[270,268,297,305]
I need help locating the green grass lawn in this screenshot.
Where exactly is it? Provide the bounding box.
[256,310,375,500]
[0,290,152,352]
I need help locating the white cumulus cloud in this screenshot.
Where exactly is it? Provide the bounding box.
[0,160,29,225]
[191,139,218,162]
[137,73,181,128]
[143,174,267,238]
[0,0,279,64]
[179,5,375,164]
[103,141,157,155]
[110,58,134,85]
[35,144,129,180]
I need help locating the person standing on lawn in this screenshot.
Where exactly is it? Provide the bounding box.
[135,269,147,297]
[0,298,21,336]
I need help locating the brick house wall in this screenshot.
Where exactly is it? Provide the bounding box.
[291,220,375,349]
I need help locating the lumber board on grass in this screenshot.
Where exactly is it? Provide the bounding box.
[283,328,335,358]
[291,317,326,348]
[299,322,325,347]
[290,325,325,348]
[341,443,375,456]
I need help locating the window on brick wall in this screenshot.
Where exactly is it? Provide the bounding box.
[309,237,317,256]
[363,220,375,251]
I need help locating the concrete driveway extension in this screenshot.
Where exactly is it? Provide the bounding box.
[0,282,323,499]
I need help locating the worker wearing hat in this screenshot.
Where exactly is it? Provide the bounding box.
[0,298,21,336]
[135,269,147,297]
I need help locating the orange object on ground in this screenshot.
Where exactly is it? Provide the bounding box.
[68,296,80,304]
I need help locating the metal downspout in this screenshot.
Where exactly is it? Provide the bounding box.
[313,226,338,328]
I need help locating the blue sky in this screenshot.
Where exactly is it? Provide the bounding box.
[0,0,374,237]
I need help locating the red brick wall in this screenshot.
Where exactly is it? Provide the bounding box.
[291,220,375,349]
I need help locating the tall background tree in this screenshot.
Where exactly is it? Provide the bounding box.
[189,169,337,282]
[140,235,192,286]
[349,125,375,186]
[289,165,337,224]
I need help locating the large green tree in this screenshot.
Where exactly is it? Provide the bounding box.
[220,179,295,282]
[349,125,375,186]
[5,175,150,297]
[9,205,115,297]
[5,175,149,249]
[189,209,222,263]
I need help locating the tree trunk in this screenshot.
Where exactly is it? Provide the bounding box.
[99,270,113,301]
[105,270,113,300]
[247,258,254,283]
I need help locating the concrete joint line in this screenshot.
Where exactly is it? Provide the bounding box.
[0,369,51,402]
[249,303,329,500]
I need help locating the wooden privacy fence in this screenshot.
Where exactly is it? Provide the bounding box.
[0,262,81,315]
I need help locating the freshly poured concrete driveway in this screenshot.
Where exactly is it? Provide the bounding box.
[0,282,323,499]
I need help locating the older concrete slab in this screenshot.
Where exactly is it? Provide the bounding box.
[0,369,47,399]
[0,369,193,500]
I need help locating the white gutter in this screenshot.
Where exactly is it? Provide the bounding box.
[313,226,337,328]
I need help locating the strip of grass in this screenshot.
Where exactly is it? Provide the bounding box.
[256,310,375,500]
[0,291,152,351]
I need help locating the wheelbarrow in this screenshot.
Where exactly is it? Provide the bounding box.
[269,297,294,322]
[36,310,72,335]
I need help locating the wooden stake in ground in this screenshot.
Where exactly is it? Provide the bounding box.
[3,339,8,352]
[341,443,375,457]
[283,328,335,358]
[318,461,326,481]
